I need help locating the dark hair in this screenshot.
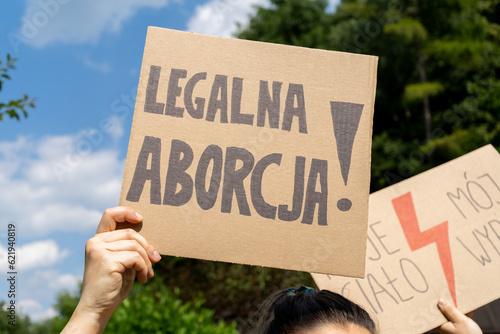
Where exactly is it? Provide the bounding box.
[253,286,377,334]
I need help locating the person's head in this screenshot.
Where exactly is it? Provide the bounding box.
[254,286,377,334]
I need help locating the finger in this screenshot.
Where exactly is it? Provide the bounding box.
[96,229,161,264]
[438,299,466,324]
[111,251,150,284]
[96,207,144,234]
[86,239,152,281]
[104,239,154,278]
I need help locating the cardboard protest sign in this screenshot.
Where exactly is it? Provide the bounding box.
[313,145,500,333]
[119,27,378,276]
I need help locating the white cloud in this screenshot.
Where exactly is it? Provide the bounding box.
[44,270,81,292]
[0,117,127,320]
[18,0,170,48]
[18,300,58,321]
[0,122,125,238]
[17,270,80,321]
[22,240,68,270]
[1,241,80,321]
[186,0,270,38]
[0,240,68,271]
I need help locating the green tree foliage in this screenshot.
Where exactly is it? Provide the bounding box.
[0,288,80,334]
[105,280,238,334]
[0,281,238,333]
[0,54,35,122]
[50,289,82,332]
[0,301,56,334]
[237,0,500,191]
[1,301,31,334]
[47,266,309,333]
[153,257,315,332]
[238,0,332,49]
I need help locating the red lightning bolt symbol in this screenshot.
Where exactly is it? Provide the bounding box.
[392,192,456,306]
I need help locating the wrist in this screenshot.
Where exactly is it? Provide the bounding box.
[62,302,112,334]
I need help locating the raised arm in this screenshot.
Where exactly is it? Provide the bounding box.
[62,207,162,334]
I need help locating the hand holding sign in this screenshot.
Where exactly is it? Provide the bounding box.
[62,207,161,333]
[437,299,482,334]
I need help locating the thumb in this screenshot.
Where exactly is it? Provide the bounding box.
[438,298,466,324]
[96,207,144,234]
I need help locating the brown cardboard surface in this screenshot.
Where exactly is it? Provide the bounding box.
[313,145,500,333]
[119,27,378,277]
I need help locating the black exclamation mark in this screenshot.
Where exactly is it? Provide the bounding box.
[330,101,364,212]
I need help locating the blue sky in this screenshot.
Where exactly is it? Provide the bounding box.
[0,0,339,321]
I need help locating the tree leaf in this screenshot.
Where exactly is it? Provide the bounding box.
[7,109,20,120]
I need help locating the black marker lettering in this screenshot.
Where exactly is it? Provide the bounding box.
[165,68,187,117]
[251,153,282,219]
[221,147,255,215]
[302,159,328,225]
[231,77,253,125]
[144,65,164,115]
[282,83,307,134]
[126,136,162,204]
[206,75,228,123]
[163,140,194,206]
[184,72,207,119]
[257,80,282,129]
[195,145,223,210]
[278,156,306,221]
